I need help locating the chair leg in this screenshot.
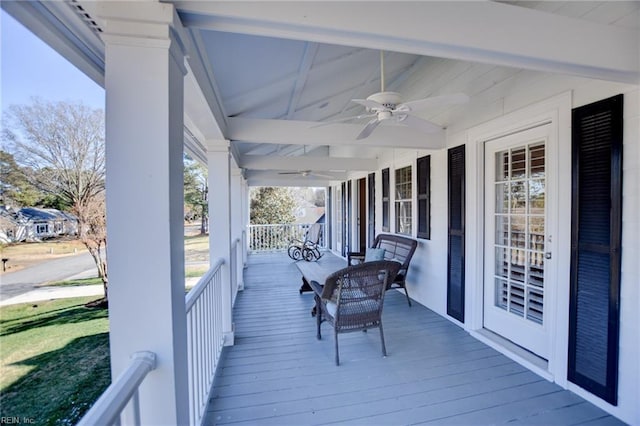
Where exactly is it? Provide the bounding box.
[403,284,412,307]
[334,330,340,366]
[379,323,387,357]
[315,295,322,340]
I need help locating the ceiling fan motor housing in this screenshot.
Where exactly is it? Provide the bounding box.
[366,91,402,110]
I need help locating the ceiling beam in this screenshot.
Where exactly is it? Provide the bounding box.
[245,175,338,187]
[286,42,319,119]
[183,64,227,142]
[176,1,639,83]
[183,31,228,140]
[246,178,335,187]
[246,169,347,178]
[240,154,378,171]
[245,169,345,186]
[227,117,446,150]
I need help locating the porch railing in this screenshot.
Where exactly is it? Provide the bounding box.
[80,245,241,426]
[185,258,225,426]
[77,351,156,426]
[248,223,325,252]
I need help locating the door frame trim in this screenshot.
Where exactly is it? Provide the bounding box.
[482,124,553,359]
[465,91,572,385]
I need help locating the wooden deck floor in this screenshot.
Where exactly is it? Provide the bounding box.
[203,253,622,425]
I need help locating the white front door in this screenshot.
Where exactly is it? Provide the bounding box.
[483,124,554,359]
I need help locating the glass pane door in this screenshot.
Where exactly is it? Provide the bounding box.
[483,123,552,359]
[493,143,545,324]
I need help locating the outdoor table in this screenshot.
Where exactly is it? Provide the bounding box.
[296,256,346,317]
[296,256,346,294]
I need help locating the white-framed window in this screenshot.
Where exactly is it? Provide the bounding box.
[395,165,412,235]
[36,223,49,235]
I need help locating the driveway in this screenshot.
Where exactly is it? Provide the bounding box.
[0,252,98,304]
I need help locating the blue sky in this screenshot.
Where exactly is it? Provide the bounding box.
[1,10,105,113]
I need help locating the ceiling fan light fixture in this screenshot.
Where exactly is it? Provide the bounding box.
[378,110,392,120]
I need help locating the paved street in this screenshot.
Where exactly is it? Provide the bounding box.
[0,252,97,303]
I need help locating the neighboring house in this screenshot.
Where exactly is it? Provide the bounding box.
[0,207,20,243]
[293,202,325,225]
[4,2,638,425]
[0,206,78,242]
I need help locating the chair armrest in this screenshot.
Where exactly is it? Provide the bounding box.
[320,272,342,301]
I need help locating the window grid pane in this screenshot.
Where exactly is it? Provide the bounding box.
[492,143,545,325]
[395,166,412,235]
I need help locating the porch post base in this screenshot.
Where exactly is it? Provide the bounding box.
[223,330,235,346]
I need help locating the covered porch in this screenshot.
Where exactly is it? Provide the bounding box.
[3,1,638,425]
[205,252,621,425]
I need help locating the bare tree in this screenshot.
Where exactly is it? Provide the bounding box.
[184,155,208,234]
[2,99,108,299]
[77,194,108,299]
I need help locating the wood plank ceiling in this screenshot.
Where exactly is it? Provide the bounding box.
[174,1,638,185]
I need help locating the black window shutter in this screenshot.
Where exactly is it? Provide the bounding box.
[368,172,376,246]
[569,94,623,405]
[347,180,352,253]
[326,187,332,249]
[447,145,465,322]
[381,168,390,232]
[417,155,431,239]
[341,182,347,257]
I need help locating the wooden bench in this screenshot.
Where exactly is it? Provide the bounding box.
[347,234,418,306]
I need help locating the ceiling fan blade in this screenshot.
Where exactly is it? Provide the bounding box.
[310,113,376,128]
[352,99,387,111]
[398,93,470,112]
[356,118,382,140]
[398,114,443,134]
[309,172,334,179]
[278,170,308,175]
[277,170,333,179]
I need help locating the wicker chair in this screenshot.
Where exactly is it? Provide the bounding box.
[312,260,401,366]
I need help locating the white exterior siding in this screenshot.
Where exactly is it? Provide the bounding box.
[616,88,640,426]
[330,71,639,424]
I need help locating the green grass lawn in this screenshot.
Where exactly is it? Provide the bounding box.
[184,234,209,264]
[185,267,209,278]
[44,277,104,287]
[0,297,110,425]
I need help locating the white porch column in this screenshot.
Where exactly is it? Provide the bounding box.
[242,178,249,266]
[102,4,188,424]
[231,168,244,290]
[208,145,234,344]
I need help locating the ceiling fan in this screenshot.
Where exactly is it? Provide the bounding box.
[278,170,334,179]
[331,51,469,140]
